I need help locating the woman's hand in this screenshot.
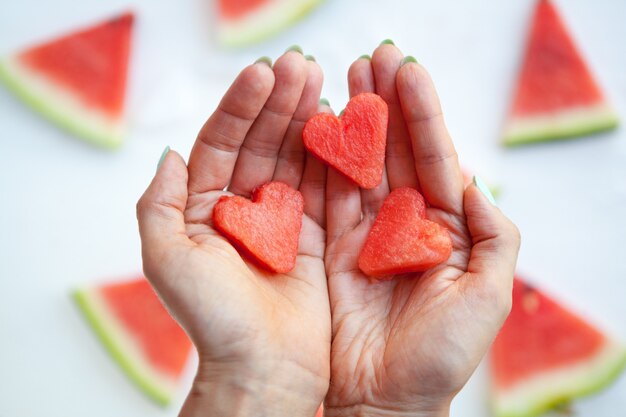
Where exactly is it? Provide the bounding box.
[137,50,329,417]
[323,44,521,417]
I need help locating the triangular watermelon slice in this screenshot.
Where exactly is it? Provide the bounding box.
[73,277,193,406]
[490,277,626,417]
[0,12,134,148]
[217,0,324,47]
[502,0,618,146]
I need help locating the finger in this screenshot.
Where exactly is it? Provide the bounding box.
[326,168,361,243]
[396,62,465,215]
[229,51,308,196]
[300,102,331,228]
[371,44,418,190]
[461,181,521,319]
[323,97,361,242]
[187,62,275,194]
[273,59,324,188]
[348,55,390,217]
[137,150,192,281]
[348,55,376,97]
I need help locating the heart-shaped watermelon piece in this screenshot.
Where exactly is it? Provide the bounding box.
[213,181,304,273]
[358,187,453,277]
[303,92,388,189]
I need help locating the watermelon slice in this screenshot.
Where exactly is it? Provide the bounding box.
[503,0,618,146]
[213,181,304,273]
[303,93,388,189]
[0,12,134,148]
[217,0,324,47]
[73,277,193,405]
[490,278,626,417]
[357,187,453,277]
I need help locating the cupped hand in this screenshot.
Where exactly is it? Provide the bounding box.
[323,44,521,417]
[137,51,329,417]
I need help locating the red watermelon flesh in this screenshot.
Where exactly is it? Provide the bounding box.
[100,280,191,377]
[74,277,193,405]
[503,0,618,145]
[358,187,452,277]
[490,277,626,417]
[213,181,304,274]
[219,0,270,19]
[217,0,324,47]
[19,13,132,117]
[0,12,134,147]
[303,93,388,189]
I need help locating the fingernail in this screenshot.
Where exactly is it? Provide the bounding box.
[254,56,272,67]
[157,146,170,172]
[339,109,345,117]
[319,98,330,106]
[358,54,371,61]
[401,56,418,66]
[473,175,496,206]
[285,45,303,54]
[380,39,395,46]
[304,54,316,62]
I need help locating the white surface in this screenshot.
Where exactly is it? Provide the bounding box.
[1,0,625,415]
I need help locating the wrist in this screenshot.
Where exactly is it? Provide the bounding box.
[180,359,327,417]
[323,402,451,417]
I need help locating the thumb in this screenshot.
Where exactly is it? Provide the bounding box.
[461,177,521,317]
[137,148,191,279]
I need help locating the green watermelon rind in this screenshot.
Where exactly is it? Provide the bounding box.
[0,58,124,149]
[492,342,626,417]
[73,289,174,406]
[502,105,619,146]
[218,0,325,47]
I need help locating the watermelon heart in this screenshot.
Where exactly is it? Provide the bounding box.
[303,92,388,189]
[212,181,304,274]
[358,187,453,277]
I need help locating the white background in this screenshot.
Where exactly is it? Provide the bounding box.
[1,0,625,415]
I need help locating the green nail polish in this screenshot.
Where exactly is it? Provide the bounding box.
[380,39,395,46]
[254,56,272,67]
[473,175,497,206]
[339,109,345,117]
[319,98,330,107]
[401,56,418,66]
[285,45,303,54]
[157,146,170,172]
[304,54,316,62]
[359,54,371,61]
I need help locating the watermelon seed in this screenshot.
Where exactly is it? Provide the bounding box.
[522,292,540,314]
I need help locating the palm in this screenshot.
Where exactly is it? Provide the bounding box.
[178,189,328,368]
[326,210,477,408]
[324,46,519,414]
[138,51,332,406]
